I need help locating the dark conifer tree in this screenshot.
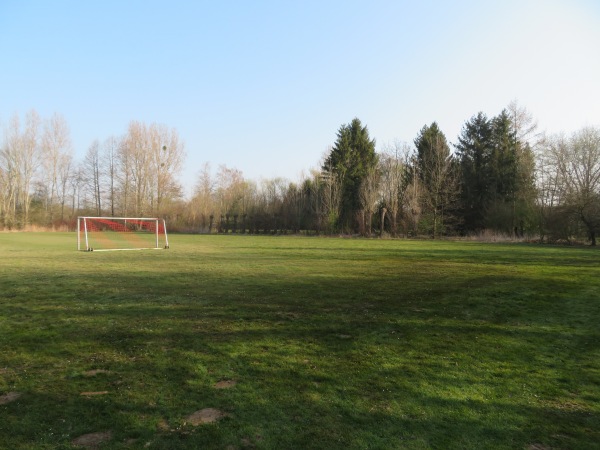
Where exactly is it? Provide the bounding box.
[415,122,450,185]
[414,122,457,237]
[489,110,518,203]
[323,118,377,232]
[456,109,537,234]
[455,112,493,232]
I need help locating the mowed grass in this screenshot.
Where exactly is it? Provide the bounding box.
[0,233,599,449]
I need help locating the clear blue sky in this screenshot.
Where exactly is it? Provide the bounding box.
[1,0,599,194]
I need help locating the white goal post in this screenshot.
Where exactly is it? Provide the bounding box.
[77,217,169,251]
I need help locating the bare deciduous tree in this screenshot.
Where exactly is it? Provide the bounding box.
[359,167,380,236]
[119,121,185,216]
[56,151,73,221]
[41,113,72,223]
[83,140,103,215]
[102,136,120,217]
[318,148,343,234]
[507,100,541,149]
[0,128,18,227]
[148,123,185,214]
[0,110,42,227]
[216,165,247,215]
[379,141,411,236]
[190,162,215,232]
[403,158,423,237]
[546,127,600,245]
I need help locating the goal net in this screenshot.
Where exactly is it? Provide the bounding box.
[77,217,169,251]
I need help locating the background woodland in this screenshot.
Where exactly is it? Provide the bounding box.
[1,101,599,244]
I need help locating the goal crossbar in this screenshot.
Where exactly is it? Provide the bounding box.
[77,216,169,252]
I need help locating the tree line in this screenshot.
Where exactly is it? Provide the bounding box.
[0,111,184,229]
[1,104,599,244]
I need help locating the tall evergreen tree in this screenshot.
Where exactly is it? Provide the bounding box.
[415,122,450,184]
[323,118,377,232]
[456,110,537,234]
[489,111,518,202]
[414,122,457,237]
[507,105,538,236]
[485,110,519,230]
[455,112,493,232]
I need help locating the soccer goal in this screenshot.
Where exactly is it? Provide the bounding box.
[77,217,169,251]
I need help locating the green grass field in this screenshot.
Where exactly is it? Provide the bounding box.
[1,233,598,449]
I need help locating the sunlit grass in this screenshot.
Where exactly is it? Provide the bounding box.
[0,233,598,449]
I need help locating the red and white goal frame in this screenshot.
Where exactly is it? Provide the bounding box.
[77,217,169,251]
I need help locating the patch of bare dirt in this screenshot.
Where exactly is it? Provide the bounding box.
[0,392,21,405]
[214,380,237,389]
[241,434,263,448]
[185,408,226,425]
[157,419,170,431]
[528,444,553,450]
[72,431,112,448]
[80,391,109,397]
[83,369,111,377]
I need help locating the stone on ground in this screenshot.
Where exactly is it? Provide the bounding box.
[0,392,21,405]
[71,431,112,448]
[185,408,226,425]
[214,380,237,389]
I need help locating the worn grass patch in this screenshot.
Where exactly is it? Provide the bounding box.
[0,233,599,449]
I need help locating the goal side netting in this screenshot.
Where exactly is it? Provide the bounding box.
[77,217,169,251]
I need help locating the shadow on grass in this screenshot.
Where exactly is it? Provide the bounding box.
[3,360,598,449]
[1,253,599,449]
